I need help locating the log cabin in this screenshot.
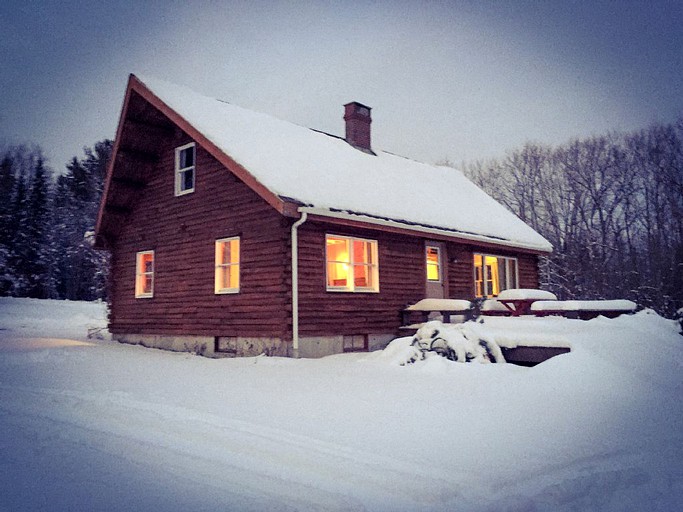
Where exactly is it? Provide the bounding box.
[95,74,552,358]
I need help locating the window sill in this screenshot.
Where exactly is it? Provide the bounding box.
[326,288,380,293]
[215,289,240,295]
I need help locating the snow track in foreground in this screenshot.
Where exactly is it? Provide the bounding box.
[0,383,468,511]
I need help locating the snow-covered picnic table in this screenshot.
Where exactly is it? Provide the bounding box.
[495,289,558,316]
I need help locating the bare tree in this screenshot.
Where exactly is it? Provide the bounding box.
[463,117,683,317]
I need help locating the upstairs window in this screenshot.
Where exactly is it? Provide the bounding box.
[175,143,195,196]
[135,250,154,298]
[474,253,518,298]
[215,237,240,294]
[326,235,379,292]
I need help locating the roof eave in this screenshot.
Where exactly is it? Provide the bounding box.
[94,74,137,249]
[298,206,553,254]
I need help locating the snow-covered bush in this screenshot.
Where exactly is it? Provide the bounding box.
[405,321,505,364]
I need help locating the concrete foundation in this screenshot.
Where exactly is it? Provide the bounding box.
[117,334,215,356]
[297,335,343,358]
[368,333,395,351]
[214,336,287,358]
[115,333,287,358]
[115,332,396,359]
[296,333,395,358]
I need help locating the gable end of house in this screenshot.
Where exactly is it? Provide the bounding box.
[95,74,296,249]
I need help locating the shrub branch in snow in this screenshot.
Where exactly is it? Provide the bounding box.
[405,321,505,364]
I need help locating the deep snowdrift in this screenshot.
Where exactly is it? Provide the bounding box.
[0,297,681,511]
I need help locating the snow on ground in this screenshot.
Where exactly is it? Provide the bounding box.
[1,297,682,511]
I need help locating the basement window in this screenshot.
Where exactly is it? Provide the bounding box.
[343,334,368,352]
[175,142,195,196]
[474,253,518,298]
[326,235,379,292]
[135,250,154,298]
[215,237,240,294]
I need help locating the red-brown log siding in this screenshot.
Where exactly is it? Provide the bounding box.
[108,130,290,339]
[518,253,541,289]
[295,222,424,337]
[294,223,540,337]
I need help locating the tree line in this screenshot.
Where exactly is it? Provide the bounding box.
[0,141,112,301]
[464,117,683,317]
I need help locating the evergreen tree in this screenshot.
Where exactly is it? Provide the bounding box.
[18,157,54,298]
[51,140,112,300]
[0,153,15,293]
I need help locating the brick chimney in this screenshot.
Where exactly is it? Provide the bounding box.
[344,101,373,153]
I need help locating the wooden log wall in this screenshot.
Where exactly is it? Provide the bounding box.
[295,221,425,337]
[108,124,291,339]
[517,253,540,289]
[293,224,542,338]
[446,242,476,298]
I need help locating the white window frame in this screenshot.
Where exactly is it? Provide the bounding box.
[325,234,379,293]
[174,142,195,196]
[215,237,240,294]
[426,245,442,283]
[474,253,518,298]
[135,250,154,298]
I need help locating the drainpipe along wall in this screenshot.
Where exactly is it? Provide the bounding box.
[290,210,308,358]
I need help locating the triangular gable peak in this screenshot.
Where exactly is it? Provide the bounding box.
[96,75,552,254]
[95,74,296,248]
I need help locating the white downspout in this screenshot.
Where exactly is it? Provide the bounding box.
[290,210,308,358]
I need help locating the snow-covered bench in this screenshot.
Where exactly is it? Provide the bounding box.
[401,299,474,329]
[530,300,637,320]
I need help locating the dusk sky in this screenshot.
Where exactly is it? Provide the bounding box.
[1,0,682,171]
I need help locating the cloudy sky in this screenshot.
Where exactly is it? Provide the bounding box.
[1,0,682,171]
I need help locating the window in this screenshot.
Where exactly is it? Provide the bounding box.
[215,237,240,293]
[343,334,368,352]
[175,143,195,196]
[474,253,518,298]
[326,235,379,292]
[135,250,154,298]
[426,245,441,282]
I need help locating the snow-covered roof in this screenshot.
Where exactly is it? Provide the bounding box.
[135,75,552,253]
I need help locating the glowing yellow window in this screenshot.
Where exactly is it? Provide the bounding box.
[426,246,441,281]
[135,250,154,298]
[326,236,350,289]
[215,237,240,294]
[326,235,378,292]
[474,253,518,298]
